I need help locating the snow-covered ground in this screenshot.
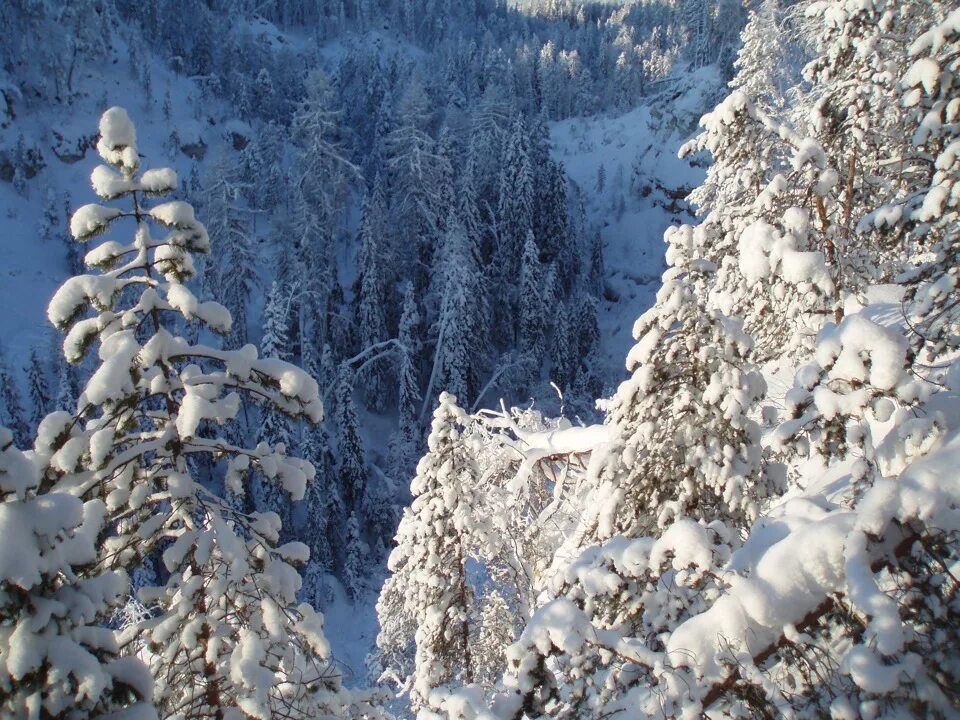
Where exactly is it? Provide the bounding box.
[0,38,228,381]
[550,67,724,389]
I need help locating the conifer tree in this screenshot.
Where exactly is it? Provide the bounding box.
[0,347,28,448]
[203,150,256,352]
[729,0,786,113]
[333,364,368,513]
[496,115,534,274]
[424,216,482,411]
[26,349,51,430]
[584,225,771,542]
[258,280,293,449]
[355,188,391,412]
[293,68,356,213]
[550,300,577,392]
[300,344,343,608]
[53,348,79,414]
[343,511,366,601]
[374,393,477,712]
[535,160,575,289]
[0,426,155,719]
[45,107,345,718]
[518,231,546,370]
[390,284,423,481]
[255,280,294,529]
[387,77,448,290]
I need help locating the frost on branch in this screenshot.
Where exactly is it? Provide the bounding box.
[0,427,155,719]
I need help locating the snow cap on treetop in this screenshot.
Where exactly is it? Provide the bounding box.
[97,106,139,172]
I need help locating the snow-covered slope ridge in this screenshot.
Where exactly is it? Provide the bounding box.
[550,66,725,384]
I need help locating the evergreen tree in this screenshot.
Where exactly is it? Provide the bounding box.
[53,348,79,414]
[343,511,366,601]
[45,108,345,718]
[374,393,478,712]
[292,68,356,213]
[496,114,534,274]
[255,280,294,528]
[0,347,28,448]
[26,348,51,429]
[424,216,483,412]
[203,150,256,352]
[535,159,575,289]
[729,0,786,113]
[386,76,449,292]
[333,364,368,513]
[0,426,155,718]
[583,225,771,542]
[355,187,391,412]
[550,299,577,392]
[518,231,546,369]
[390,284,423,481]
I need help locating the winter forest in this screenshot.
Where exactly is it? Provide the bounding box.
[1,0,959,717]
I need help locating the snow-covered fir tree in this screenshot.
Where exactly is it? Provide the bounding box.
[333,364,368,517]
[374,393,478,714]
[389,284,424,482]
[42,107,354,719]
[355,185,391,412]
[0,347,29,449]
[0,425,155,718]
[26,348,51,429]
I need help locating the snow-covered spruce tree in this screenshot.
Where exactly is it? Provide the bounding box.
[375,393,478,715]
[342,510,366,601]
[518,231,546,370]
[583,223,771,543]
[0,346,29,448]
[549,300,577,393]
[389,284,423,482]
[333,364,368,515]
[0,426,155,719]
[533,159,574,290]
[494,115,535,334]
[292,68,356,214]
[300,427,341,607]
[27,348,52,429]
[53,346,80,414]
[44,108,351,719]
[499,518,735,719]
[291,187,338,356]
[255,280,294,529]
[772,314,931,498]
[728,0,786,114]
[471,589,515,690]
[680,93,832,360]
[386,76,449,292]
[423,215,484,415]
[355,188,391,412]
[203,150,256,353]
[895,7,960,368]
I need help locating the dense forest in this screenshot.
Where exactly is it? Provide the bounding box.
[1,0,958,718]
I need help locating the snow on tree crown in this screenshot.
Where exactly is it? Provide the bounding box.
[47,107,322,431]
